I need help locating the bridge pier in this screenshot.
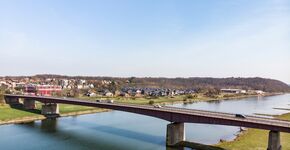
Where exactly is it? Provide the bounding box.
[4,97,21,105]
[166,122,185,146]
[23,99,36,109]
[41,103,59,117]
[267,130,282,150]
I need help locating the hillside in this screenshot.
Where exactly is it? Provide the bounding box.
[125,77,290,92]
[3,75,290,93]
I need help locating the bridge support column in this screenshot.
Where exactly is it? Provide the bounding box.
[5,97,21,105]
[41,103,59,117]
[166,122,185,146]
[23,99,36,109]
[267,131,282,150]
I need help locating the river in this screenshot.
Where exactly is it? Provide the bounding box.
[0,94,289,150]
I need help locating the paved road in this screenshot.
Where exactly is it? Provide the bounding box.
[4,94,290,132]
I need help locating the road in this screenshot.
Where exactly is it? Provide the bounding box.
[4,94,290,132]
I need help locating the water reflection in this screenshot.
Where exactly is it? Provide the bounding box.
[40,118,58,132]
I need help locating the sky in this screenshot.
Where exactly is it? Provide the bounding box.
[0,0,289,83]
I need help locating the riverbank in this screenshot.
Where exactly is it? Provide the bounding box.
[0,104,109,125]
[178,112,290,150]
[0,92,282,125]
[216,113,290,150]
[80,92,281,105]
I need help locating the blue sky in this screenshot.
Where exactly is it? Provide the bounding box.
[0,0,289,83]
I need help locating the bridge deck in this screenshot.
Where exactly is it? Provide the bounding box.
[4,94,290,133]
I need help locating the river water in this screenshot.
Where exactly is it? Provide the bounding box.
[0,94,289,150]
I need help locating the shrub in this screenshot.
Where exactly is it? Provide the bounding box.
[186,94,193,99]
[149,100,154,105]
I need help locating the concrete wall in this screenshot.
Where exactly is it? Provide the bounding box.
[166,122,185,146]
[23,99,36,109]
[41,103,59,116]
[267,131,282,150]
[4,97,20,105]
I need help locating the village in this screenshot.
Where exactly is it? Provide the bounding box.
[0,76,265,99]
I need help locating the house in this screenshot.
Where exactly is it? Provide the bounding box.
[37,85,62,96]
[240,90,247,94]
[136,90,142,94]
[221,89,246,94]
[105,92,114,97]
[88,92,97,97]
[114,90,120,96]
[255,90,265,95]
[77,84,83,89]
[0,81,9,88]
[135,89,142,97]
[89,84,94,88]
[60,79,69,88]
[119,92,130,97]
[79,79,86,85]
[101,80,112,85]
[24,84,37,95]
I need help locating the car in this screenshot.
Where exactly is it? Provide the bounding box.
[96,100,101,102]
[154,104,162,108]
[235,114,246,118]
[107,100,114,103]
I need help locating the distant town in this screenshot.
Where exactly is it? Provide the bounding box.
[0,75,269,98]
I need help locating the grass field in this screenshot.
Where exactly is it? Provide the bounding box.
[58,104,98,114]
[217,113,290,150]
[0,103,100,121]
[79,93,258,105]
[80,95,186,104]
[0,104,41,121]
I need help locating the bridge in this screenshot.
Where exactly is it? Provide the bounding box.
[4,94,290,150]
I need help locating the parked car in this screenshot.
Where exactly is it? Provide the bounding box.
[96,100,101,102]
[235,114,246,118]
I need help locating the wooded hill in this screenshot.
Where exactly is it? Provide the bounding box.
[121,77,290,92]
[4,75,290,93]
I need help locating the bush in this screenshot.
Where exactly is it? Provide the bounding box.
[186,94,193,99]
[204,88,220,98]
[149,100,154,105]
[145,96,159,99]
[4,89,11,94]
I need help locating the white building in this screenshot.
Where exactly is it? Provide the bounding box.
[221,89,246,94]
[105,92,114,97]
[255,90,265,95]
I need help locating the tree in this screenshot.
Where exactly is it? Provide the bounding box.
[108,81,120,94]
[149,100,154,105]
[67,88,80,97]
[204,88,220,98]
